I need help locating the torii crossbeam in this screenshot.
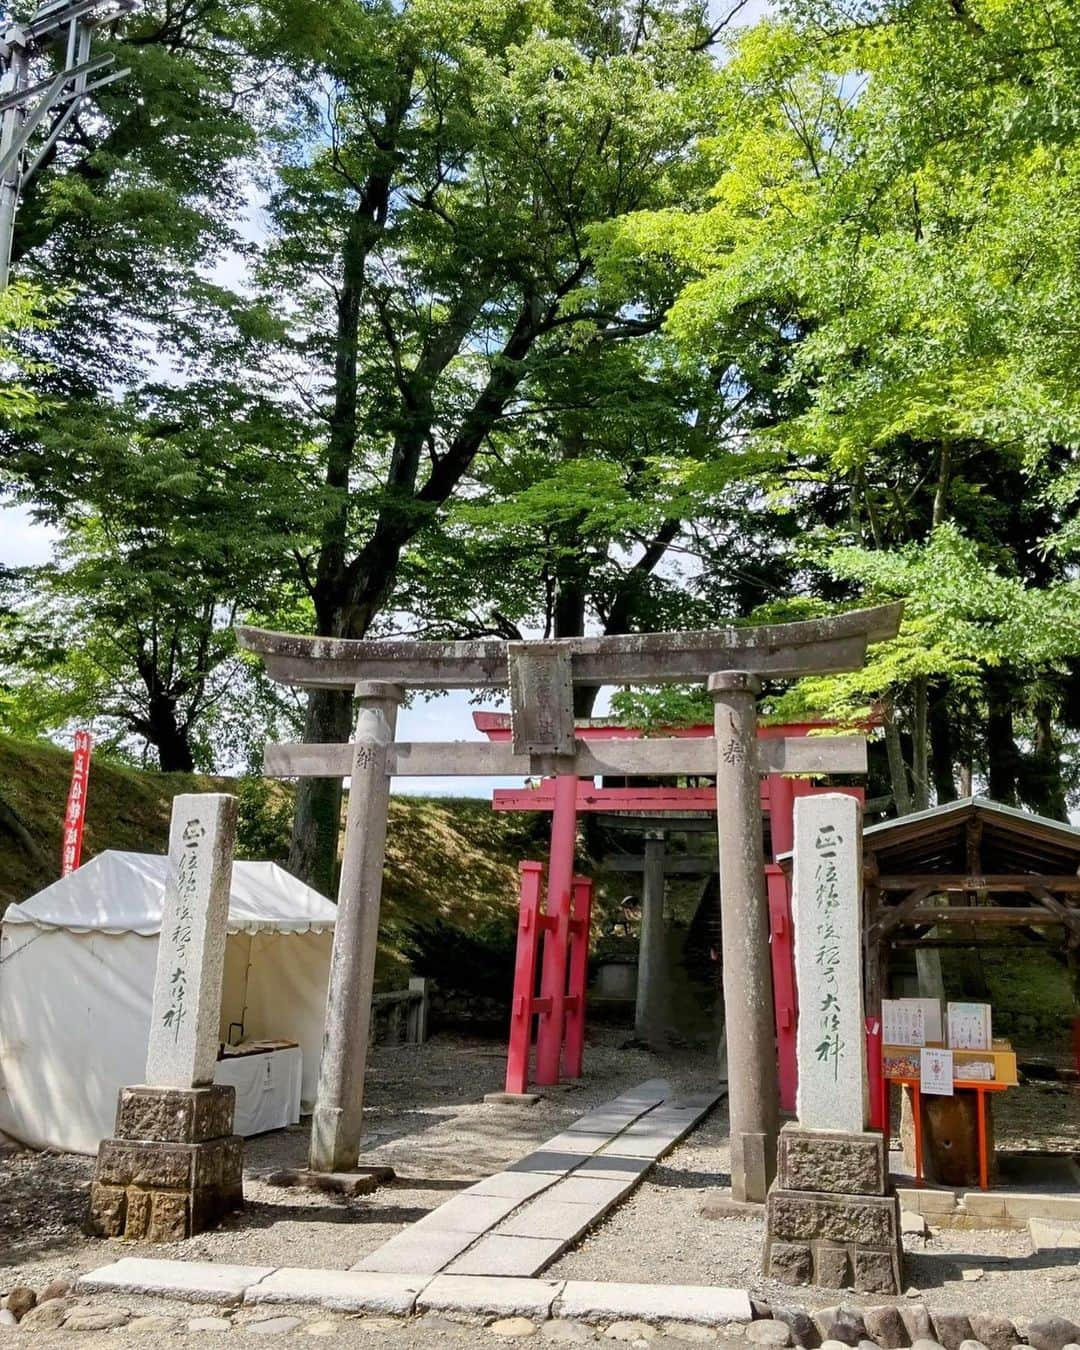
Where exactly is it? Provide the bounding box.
[237,602,901,1202]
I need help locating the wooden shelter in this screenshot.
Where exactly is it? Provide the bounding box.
[863,796,1080,1017]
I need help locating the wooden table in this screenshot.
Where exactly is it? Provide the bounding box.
[883,1075,1009,1191]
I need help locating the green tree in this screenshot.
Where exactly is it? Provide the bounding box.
[606,0,1080,816]
[1,376,307,770]
[252,0,727,889]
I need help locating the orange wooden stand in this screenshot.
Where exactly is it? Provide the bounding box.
[883,1075,1009,1191]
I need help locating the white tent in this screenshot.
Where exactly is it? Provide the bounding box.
[0,851,336,1155]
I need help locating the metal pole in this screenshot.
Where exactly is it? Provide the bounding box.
[710,671,779,1204]
[310,681,403,1175]
[0,42,29,292]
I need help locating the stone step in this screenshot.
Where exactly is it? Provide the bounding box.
[75,1261,753,1330]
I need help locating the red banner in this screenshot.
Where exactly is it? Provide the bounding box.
[60,730,93,877]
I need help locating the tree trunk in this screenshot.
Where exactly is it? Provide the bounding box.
[932,442,952,528]
[554,553,591,716]
[1028,696,1068,822]
[883,696,913,816]
[928,679,956,803]
[911,676,930,810]
[288,686,354,897]
[0,795,47,868]
[141,698,196,773]
[985,670,1019,804]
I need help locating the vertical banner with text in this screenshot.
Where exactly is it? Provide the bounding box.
[60,730,93,877]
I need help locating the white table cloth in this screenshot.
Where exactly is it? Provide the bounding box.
[214,1045,303,1136]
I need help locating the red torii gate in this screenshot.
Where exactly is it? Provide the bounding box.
[475,712,864,1108]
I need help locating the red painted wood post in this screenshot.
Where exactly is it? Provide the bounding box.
[562,876,593,1080]
[865,1015,884,1130]
[534,773,578,1085]
[505,862,546,1095]
[767,773,796,860]
[766,864,798,1114]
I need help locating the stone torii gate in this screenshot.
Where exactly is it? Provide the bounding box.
[238,602,900,1204]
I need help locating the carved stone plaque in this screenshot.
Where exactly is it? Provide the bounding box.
[508,642,575,757]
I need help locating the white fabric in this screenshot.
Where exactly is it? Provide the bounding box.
[3,850,336,935]
[215,1047,303,1136]
[0,853,335,1155]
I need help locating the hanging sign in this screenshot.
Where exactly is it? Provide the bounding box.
[920,1047,954,1096]
[60,730,93,877]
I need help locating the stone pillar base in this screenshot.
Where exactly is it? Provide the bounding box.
[87,1085,242,1243]
[731,1128,772,1204]
[763,1123,903,1294]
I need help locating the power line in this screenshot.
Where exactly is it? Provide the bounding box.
[0,0,133,291]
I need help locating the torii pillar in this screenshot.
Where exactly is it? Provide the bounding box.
[311,682,403,1174]
[711,673,779,1203]
[237,602,901,1189]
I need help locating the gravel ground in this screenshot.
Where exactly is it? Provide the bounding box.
[2,1029,1078,1339]
[548,1107,1080,1318]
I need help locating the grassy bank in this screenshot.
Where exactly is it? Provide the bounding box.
[0,734,543,983]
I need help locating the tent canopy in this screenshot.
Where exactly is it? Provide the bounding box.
[0,850,336,1153]
[3,850,336,936]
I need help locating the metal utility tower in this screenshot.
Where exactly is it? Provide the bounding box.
[0,0,133,291]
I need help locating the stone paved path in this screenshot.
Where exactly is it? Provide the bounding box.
[350,1080,720,1280]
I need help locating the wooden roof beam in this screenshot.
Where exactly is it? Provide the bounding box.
[876,874,1080,892]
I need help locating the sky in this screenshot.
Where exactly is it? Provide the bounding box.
[1,0,772,797]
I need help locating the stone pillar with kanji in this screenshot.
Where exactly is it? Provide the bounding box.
[763,793,903,1294]
[87,794,244,1242]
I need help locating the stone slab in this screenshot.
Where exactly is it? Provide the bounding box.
[573,1155,653,1183]
[264,1167,393,1197]
[700,1192,765,1220]
[500,1199,605,1243]
[897,1187,958,1215]
[543,1176,635,1207]
[77,1259,273,1306]
[612,1080,671,1105]
[351,1228,477,1276]
[95,1136,242,1190]
[556,1282,752,1326]
[485,1093,542,1107]
[777,1124,887,1196]
[463,1172,558,1202]
[541,1132,615,1155]
[419,1275,563,1320]
[115,1084,236,1144]
[508,1151,587,1176]
[665,1092,721,1111]
[792,793,867,1133]
[1029,1217,1080,1252]
[597,1131,683,1160]
[768,1189,900,1247]
[565,1112,642,1134]
[446,1234,567,1277]
[962,1193,1006,1219]
[1002,1194,1080,1223]
[246,1269,425,1315]
[146,794,238,1090]
[413,1194,521,1233]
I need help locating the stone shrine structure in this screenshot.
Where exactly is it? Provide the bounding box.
[764,794,903,1293]
[238,605,900,1203]
[88,794,244,1242]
